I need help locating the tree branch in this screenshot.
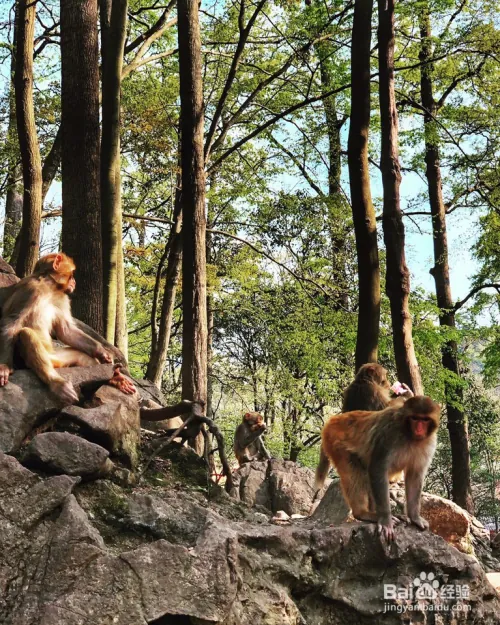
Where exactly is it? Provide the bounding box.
[452,283,500,312]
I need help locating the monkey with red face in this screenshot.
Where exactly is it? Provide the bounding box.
[0,252,135,403]
[315,396,440,541]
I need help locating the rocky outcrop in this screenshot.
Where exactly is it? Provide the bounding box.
[0,452,498,625]
[0,365,140,471]
[313,479,500,573]
[24,432,112,478]
[230,459,319,516]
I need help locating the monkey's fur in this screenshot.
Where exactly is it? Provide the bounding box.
[315,396,440,541]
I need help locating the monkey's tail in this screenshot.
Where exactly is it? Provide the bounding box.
[314,445,330,493]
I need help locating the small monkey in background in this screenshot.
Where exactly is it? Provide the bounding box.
[234,412,272,465]
[0,252,135,403]
[315,396,440,541]
[342,362,413,413]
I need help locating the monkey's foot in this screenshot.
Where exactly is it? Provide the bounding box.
[50,379,79,405]
[377,521,396,542]
[410,515,429,531]
[0,364,12,386]
[109,365,136,395]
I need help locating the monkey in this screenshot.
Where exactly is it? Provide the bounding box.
[312,363,414,491]
[314,396,440,541]
[234,411,272,466]
[0,252,135,403]
[342,362,413,413]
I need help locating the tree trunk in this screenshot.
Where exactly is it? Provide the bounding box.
[145,190,183,387]
[378,0,423,395]
[115,239,128,358]
[347,0,380,370]
[4,1,23,262]
[419,4,473,513]
[14,0,42,277]
[100,0,128,344]
[178,0,207,455]
[60,0,103,333]
[318,49,349,310]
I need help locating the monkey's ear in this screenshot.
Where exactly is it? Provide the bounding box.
[53,254,63,271]
[244,412,251,418]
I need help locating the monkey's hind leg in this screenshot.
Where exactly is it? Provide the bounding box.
[335,452,378,523]
[51,347,98,368]
[17,329,79,404]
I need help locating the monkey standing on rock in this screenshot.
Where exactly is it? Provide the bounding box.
[315,396,440,541]
[0,252,135,403]
[234,412,271,465]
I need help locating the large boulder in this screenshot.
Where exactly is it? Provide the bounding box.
[231,459,325,516]
[0,364,116,453]
[0,452,498,625]
[60,384,140,468]
[24,432,112,478]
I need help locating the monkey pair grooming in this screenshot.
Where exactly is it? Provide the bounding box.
[315,396,440,541]
[0,252,135,403]
[234,411,271,465]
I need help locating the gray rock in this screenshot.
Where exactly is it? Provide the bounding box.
[0,453,499,625]
[60,384,140,468]
[24,432,111,478]
[311,479,350,525]
[231,459,319,515]
[0,364,116,453]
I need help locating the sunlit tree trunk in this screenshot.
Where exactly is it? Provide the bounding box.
[61,0,103,332]
[347,0,380,370]
[15,0,42,277]
[378,0,423,394]
[4,1,22,261]
[419,3,473,513]
[100,0,127,344]
[178,0,207,455]
[145,190,182,387]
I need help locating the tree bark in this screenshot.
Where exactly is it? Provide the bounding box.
[318,49,349,310]
[347,0,380,370]
[115,239,128,358]
[60,0,103,333]
[378,0,423,394]
[145,189,183,387]
[100,0,128,344]
[4,1,22,262]
[419,4,473,513]
[178,0,207,455]
[14,0,43,277]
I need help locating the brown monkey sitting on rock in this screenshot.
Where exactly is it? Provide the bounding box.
[234,412,271,465]
[0,252,135,403]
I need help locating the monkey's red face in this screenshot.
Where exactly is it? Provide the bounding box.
[410,415,432,440]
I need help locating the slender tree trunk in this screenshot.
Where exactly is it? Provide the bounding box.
[100,0,128,344]
[14,0,42,277]
[178,0,207,455]
[60,0,103,332]
[378,0,423,394]
[347,0,380,370]
[4,2,23,261]
[419,5,473,513]
[318,50,349,310]
[115,240,128,358]
[145,190,183,387]
[10,126,63,270]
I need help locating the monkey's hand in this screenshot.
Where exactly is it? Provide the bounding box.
[409,515,429,531]
[0,363,12,386]
[377,516,402,542]
[94,345,113,364]
[400,383,414,398]
[109,365,136,395]
[50,379,79,404]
